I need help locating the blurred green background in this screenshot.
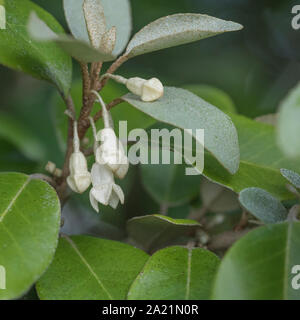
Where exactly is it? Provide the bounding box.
[0,0,299,238]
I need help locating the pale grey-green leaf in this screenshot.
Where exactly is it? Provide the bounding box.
[28,12,115,62]
[126,13,243,58]
[277,82,300,158]
[123,87,240,174]
[101,0,132,56]
[63,0,90,42]
[83,0,106,49]
[239,187,287,224]
[280,168,300,189]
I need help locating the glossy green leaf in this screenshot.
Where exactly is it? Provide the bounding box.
[0,112,45,161]
[213,222,300,300]
[28,12,115,63]
[0,0,72,96]
[125,13,242,58]
[63,0,131,56]
[128,246,220,300]
[127,214,200,251]
[203,113,300,200]
[183,84,236,114]
[0,172,60,300]
[281,168,300,189]
[36,235,149,300]
[123,87,240,175]
[239,187,287,224]
[277,82,300,158]
[140,162,202,206]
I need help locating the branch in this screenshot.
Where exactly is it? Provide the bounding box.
[97,55,129,90]
[56,95,76,201]
[77,62,103,139]
[93,97,124,122]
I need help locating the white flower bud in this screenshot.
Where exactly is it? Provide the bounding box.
[126,77,164,102]
[67,121,91,194]
[67,152,91,194]
[95,128,129,179]
[89,163,124,212]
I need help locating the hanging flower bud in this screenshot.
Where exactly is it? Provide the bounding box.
[91,91,129,179]
[99,74,164,102]
[89,163,124,212]
[96,128,129,179]
[67,121,91,194]
[126,77,164,102]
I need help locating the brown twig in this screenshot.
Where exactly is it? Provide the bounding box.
[97,55,129,90]
[94,97,124,122]
[56,95,76,200]
[77,62,104,139]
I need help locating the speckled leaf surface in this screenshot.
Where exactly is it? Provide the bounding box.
[280,168,300,189]
[127,214,201,251]
[124,87,240,175]
[37,236,149,300]
[83,0,106,49]
[0,172,60,300]
[63,0,131,56]
[28,12,115,62]
[239,188,287,224]
[128,246,220,300]
[0,0,72,96]
[126,13,242,58]
[213,222,300,300]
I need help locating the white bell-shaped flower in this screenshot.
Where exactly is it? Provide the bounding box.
[67,121,91,194]
[96,128,129,179]
[91,91,129,179]
[89,162,124,212]
[126,77,164,102]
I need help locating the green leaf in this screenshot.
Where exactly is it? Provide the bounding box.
[125,13,242,58]
[212,222,300,300]
[277,82,300,158]
[281,168,300,189]
[36,235,149,300]
[28,11,115,63]
[0,172,60,300]
[0,0,72,96]
[200,178,239,214]
[63,0,131,56]
[140,162,202,206]
[0,112,45,162]
[183,84,236,114]
[123,87,240,175]
[127,214,200,252]
[203,113,300,200]
[127,246,220,300]
[239,187,287,224]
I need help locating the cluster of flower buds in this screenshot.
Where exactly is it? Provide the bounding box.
[66,73,163,211]
[101,74,164,102]
[88,91,129,212]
